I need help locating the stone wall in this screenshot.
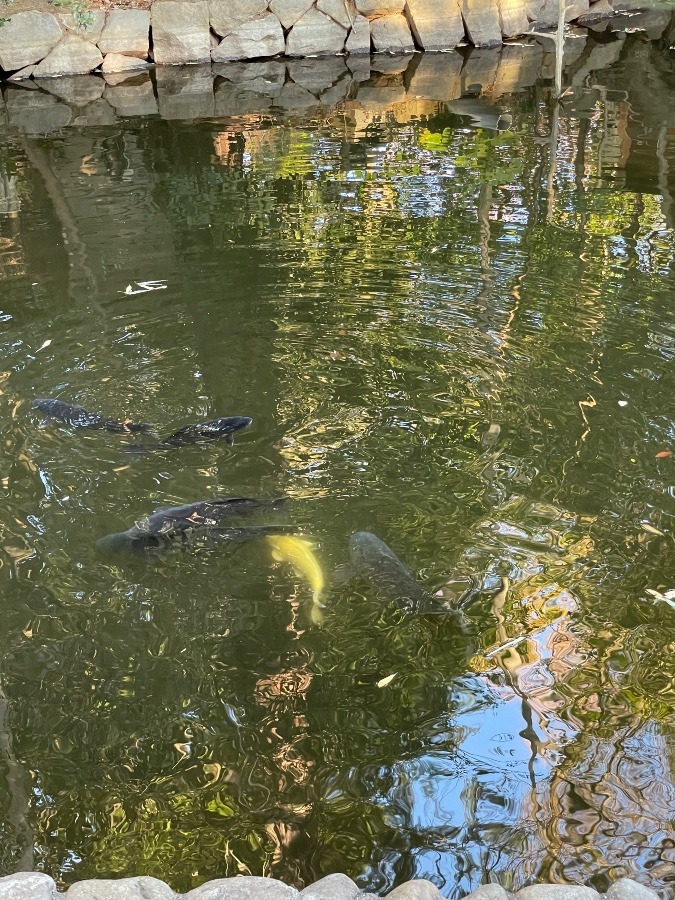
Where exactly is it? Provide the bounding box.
[0,871,666,900]
[2,29,660,136]
[0,0,667,79]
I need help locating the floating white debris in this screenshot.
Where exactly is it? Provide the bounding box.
[641,523,666,537]
[35,339,51,352]
[618,400,628,407]
[645,588,675,611]
[120,280,168,296]
[376,673,397,688]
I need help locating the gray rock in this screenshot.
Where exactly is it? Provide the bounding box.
[371,53,410,73]
[405,49,463,98]
[609,10,671,38]
[287,56,348,91]
[65,878,174,899]
[270,0,314,28]
[276,80,321,108]
[497,0,529,37]
[6,88,72,133]
[104,74,159,114]
[385,883,445,900]
[101,52,151,73]
[464,886,515,900]
[605,880,661,900]
[370,13,415,52]
[0,10,63,72]
[185,877,300,900]
[320,75,351,103]
[209,0,269,35]
[346,15,371,52]
[0,873,61,900]
[33,36,103,77]
[527,0,586,28]
[404,0,464,50]
[461,45,500,91]
[65,878,175,899]
[214,83,273,114]
[212,12,284,59]
[576,0,614,21]
[57,8,106,43]
[491,41,542,92]
[570,31,623,82]
[98,10,150,58]
[461,0,502,47]
[355,0,404,17]
[37,74,104,104]
[356,76,408,108]
[156,65,215,117]
[73,97,117,125]
[214,59,286,92]
[286,7,348,56]
[317,0,356,28]
[526,0,557,28]
[151,1,211,65]
[300,876,361,900]
[7,65,37,81]
[574,0,612,23]
[347,54,371,78]
[535,29,585,71]
[104,68,151,84]
[516,888,600,900]
[447,94,503,127]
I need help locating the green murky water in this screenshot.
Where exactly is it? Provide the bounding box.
[0,30,675,897]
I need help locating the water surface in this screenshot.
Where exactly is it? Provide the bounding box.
[1,30,675,897]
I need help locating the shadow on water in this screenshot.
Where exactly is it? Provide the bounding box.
[0,22,674,897]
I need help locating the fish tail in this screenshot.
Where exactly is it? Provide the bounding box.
[127,422,154,434]
[123,443,164,456]
[309,592,325,626]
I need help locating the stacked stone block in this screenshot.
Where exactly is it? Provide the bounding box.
[0,0,645,78]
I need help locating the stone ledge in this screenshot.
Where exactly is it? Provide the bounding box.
[0,0,667,75]
[0,874,665,900]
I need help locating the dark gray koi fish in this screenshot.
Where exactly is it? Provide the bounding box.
[32,398,152,434]
[97,496,289,555]
[341,531,465,626]
[127,416,252,453]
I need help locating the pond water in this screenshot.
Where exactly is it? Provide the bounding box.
[1,27,675,898]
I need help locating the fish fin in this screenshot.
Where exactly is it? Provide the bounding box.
[38,417,55,429]
[332,564,353,586]
[225,433,235,446]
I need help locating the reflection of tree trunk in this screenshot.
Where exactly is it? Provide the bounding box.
[21,140,98,304]
[0,684,33,871]
[478,182,492,279]
[554,0,566,99]
[547,101,560,222]
[575,117,589,237]
[656,125,673,229]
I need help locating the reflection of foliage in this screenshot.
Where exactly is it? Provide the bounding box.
[420,127,525,185]
[3,71,675,895]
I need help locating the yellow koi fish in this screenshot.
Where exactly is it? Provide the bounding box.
[267,534,325,625]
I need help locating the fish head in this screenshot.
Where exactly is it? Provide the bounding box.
[220,416,253,433]
[349,530,389,563]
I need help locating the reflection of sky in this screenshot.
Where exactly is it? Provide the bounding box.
[377,676,675,897]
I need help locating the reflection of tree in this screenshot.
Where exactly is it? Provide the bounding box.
[1,45,675,894]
